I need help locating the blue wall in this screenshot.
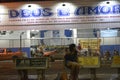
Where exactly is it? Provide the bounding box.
[100,45,120,56]
[8,47,31,57]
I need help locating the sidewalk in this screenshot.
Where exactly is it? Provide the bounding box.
[0,60,119,80]
[0,74,118,80]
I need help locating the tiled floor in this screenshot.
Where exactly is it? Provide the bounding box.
[0,60,119,80]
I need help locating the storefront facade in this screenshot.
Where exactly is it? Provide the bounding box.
[0,0,120,57]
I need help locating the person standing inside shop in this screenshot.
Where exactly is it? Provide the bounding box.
[104,50,111,60]
[77,43,82,51]
[35,45,58,60]
[64,43,81,80]
[88,46,92,56]
[35,45,44,57]
[113,50,119,56]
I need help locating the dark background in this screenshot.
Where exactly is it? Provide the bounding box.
[0,0,53,3]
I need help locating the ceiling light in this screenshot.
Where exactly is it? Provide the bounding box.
[62,4,66,6]
[28,5,31,7]
[106,1,110,4]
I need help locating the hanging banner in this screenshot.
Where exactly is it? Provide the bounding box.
[79,39,101,50]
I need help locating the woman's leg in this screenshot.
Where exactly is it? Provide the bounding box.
[67,62,80,80]
[74,65,79,80]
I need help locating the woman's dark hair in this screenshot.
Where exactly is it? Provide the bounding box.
[69,44,76,52]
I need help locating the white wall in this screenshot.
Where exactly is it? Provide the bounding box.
[100,37,120,45]
[0,29,119,48]
[0,30,30,48]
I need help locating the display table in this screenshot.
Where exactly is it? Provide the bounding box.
[78,56,100,80]
[15,57,49,80]
[111,56,120,80]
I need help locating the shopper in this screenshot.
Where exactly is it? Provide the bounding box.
[88,46,92,56]
[35,45,44,57]
[113,50,119,56]
[104,50,111,60]
[77,43,82,51]
[64,43,81,80]
[93,49,100,56]
[35,45,57,56]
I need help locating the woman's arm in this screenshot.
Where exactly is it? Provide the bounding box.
[43,50,57,56]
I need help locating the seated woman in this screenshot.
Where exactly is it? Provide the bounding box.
[64,44,81,80]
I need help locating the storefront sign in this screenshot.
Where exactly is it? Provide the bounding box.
[0,1,120,25]
[9,8,53,18]
[9,5,120,18]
